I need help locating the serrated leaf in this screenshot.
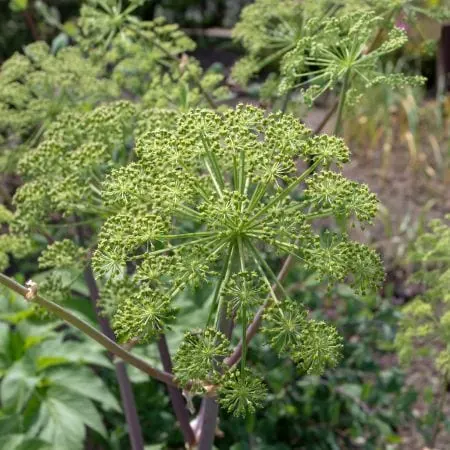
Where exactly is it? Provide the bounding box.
[30,337,112,370]
[0,322,11,371]
[47,366,121,413]
[339,383,362,399]
[0,309,35,325]
[38,391,85,450]
[41,387,107,443]
[0,435,26,450]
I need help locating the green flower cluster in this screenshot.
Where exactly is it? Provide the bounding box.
[38,240,87,270]
[13,100,138,233]
[79,0,229,107]
[0,0,228,176]
[0,41,118,171]
[93,104,384,416]
[231,0,437,106]
[396,216,450,378]
[231,0,306,86]
[279,11,425,104]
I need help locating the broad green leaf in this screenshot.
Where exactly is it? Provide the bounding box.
[0,322,11,371]
[31,337,111,371]
[339,383,362,399]
[40,387,107,447]
[24,335,54,352]
[0,309,36,325]
[39,392,85,450]
[48,366,121,413]
[0,289,28,314]
[1,359,39,413]
[18,321,60,344]
[58,340,112,369]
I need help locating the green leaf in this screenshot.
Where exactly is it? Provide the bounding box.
[31,337,112,371]
[1,359,39,412]
[38,391,85,450]
[0,309,35,325]
[0,322,11,371]
[36,357,69,371]
[15,439,53,450]
[0,435,26,450]
[47,366,121,413]
[40,387,107,445]
[339,383,362,399]
[9,0,28,12]
[0,413,22,435]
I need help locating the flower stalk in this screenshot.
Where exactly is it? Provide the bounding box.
[0,273,178,388]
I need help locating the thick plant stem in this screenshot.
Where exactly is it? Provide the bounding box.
[115,362,145,450]
[334,69,350,136]
[157,335,196,447]
[198,399,219,450]
[0,273,178,388]
[84,267,145,450]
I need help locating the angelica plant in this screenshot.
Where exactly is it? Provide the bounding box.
[279,10,425,132]
[232,0,432,125]
[231,0,306,88]
[93,104,384,417]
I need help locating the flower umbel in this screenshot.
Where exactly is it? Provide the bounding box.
[92,104,383,415]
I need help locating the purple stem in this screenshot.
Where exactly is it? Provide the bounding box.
[157,335,196,447]
[84,267,145,450]
[197,399,219,450]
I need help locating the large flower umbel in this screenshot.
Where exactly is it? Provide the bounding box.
[94,104,384,416]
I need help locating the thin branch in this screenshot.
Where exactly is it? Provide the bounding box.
[0,273,178,388]
[23,9,40,41]
[182,27,232,39]
[198,244,236,448]
[313,100,338,135]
